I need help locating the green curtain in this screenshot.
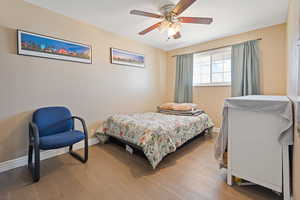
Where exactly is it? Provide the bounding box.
[231,40,260,97]
[174,54,194,103]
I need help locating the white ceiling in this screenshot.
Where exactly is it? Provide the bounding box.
[25,0,289,51]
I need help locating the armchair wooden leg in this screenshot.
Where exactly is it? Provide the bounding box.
[69,138,88,163]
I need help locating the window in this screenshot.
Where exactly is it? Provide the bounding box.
[193,47,231,86]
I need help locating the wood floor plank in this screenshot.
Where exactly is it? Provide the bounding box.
[0,133,282,200]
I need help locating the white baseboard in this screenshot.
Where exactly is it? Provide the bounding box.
[213,127,220,133]
[0,138,99,174]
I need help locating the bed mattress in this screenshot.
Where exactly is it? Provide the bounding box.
[103,112,214,169]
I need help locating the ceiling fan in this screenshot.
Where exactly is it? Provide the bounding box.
[129,0,213,39]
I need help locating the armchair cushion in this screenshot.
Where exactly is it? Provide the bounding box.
[39,130,85,150]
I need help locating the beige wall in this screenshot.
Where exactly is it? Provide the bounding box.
[0,0,168,162]
[0,0,290,173]
[167,24,287,127]
[287,0,300,199]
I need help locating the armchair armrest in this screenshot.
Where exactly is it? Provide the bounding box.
[70,116,89,163]
[29,122,39,147]
[72,116,88,137]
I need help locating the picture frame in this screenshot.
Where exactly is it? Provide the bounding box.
[17,30,92,64]
[110,48,145,68]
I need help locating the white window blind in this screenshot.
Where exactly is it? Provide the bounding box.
[193,47,232,86]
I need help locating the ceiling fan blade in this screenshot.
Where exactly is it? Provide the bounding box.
[173,32,181,39]
[130,10,163,19]
[139,22,162,35]
[172,0,197,16]
[178,17,213,24]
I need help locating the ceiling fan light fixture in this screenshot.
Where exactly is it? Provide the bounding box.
[167,26,177,37]
[158,20,170,33]
[172,22,181,33]
[167,22,181,37]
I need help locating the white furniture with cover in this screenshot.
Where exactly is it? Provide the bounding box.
[219,96,293,200]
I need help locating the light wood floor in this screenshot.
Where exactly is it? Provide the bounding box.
[0,133,282,200]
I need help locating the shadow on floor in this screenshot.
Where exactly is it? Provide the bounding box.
[97,132,212,178]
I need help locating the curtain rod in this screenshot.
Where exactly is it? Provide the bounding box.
[171,38,262,57]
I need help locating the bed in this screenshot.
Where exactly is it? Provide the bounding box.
[102,112,214,169]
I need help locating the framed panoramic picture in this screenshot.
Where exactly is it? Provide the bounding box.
[17,30,92,64]
[110,48,145,68]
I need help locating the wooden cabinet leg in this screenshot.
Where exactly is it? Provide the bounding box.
[227,170,232,185]
[283,145,291,200]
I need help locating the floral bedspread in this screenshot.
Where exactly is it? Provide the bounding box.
[103,112,214,169]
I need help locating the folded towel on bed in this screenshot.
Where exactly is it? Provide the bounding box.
[158,103,176,110]
[157,108,204,116]
[158,103,198,111]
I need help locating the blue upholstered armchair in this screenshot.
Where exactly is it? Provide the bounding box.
[28,106,88,182]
